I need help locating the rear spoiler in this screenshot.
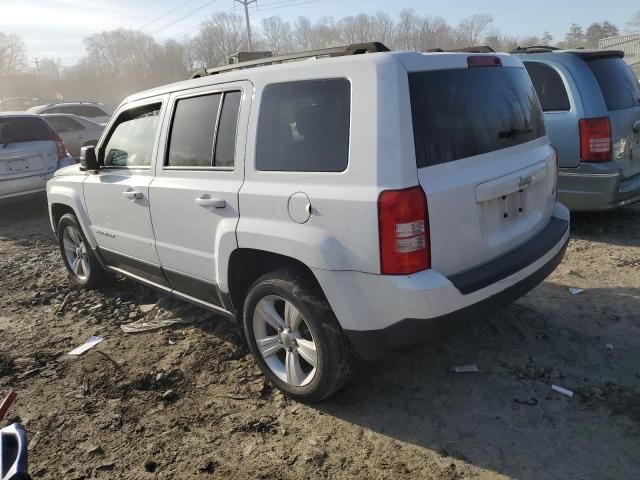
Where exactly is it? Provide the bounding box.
[568,50,625,60]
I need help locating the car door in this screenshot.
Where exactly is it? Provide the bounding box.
[149,83,249,306]
[83,96,168,286]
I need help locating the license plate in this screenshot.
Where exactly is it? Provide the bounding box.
[7,159,28,172]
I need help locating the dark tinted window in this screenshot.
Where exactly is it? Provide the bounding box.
[586,57,640,111]
[103,104,160,167]
[214,91,241,167]
[256,79,350,172]
[524,62,571,112]
[0,117,54,144]
[167,94,221,167]
[410,67,546,168]
[47,117,85,133]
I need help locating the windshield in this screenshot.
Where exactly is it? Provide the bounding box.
[409,66,546,168]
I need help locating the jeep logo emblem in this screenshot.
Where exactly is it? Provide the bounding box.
[519,176,532,188]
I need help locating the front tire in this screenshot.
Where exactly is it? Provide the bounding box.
[57,213,107,289]
[243,269,356,402]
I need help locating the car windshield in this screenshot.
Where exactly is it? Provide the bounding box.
[0,117,54,145]
[409,66,546,168]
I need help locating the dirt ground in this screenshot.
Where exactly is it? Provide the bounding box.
[1,194,639,480]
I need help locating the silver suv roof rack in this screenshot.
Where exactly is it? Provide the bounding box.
[425,46,496,54]
[191,42,390,79]
[510,46,560,54]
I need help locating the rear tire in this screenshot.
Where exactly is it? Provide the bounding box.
[243,268,356,402]
[57,213,108,289]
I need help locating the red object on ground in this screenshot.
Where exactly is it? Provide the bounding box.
[0,391,17,422]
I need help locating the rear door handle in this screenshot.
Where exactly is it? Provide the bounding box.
[122,190,143,200]
[633,120,640,133]
[195,196,226,208]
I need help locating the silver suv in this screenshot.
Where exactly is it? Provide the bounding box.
[47,44,570,401]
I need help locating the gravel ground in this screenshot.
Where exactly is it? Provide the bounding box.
[0,194,639,480]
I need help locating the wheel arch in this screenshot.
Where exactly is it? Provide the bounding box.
[227,248,327,315]
[47,183,97,247]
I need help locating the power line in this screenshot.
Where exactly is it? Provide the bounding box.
[172,4,237,39]
[251,0,321,15]
[151,0,219,35]
[139,0,198,30]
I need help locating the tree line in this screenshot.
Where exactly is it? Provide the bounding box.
[1,9,639,108]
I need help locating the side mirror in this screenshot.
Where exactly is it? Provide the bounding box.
[80,146,99,172]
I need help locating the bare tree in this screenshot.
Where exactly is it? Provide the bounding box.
[192,12,246,68]
[0,32,27,76]
[394,9,420,50]
[456,13,493,45]
[261,16,294,54]
[294,16,313,51]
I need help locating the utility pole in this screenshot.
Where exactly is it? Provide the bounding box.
[32,57,40,74]
[235,0,257,51]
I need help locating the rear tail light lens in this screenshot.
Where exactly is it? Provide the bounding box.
[467,55,502,68]
[579,117,611,162]
[53,133,69,160]
[550,145,559,198]
[378,186,430,275]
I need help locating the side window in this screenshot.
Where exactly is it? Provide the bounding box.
[166,90,241,168]
[256,79,350,172]
[167,93,221,167]
[524,62,571,112]
[214,91,241,167]
[74,106,108,118]
[50,117,84,132]
[103,103,161,168]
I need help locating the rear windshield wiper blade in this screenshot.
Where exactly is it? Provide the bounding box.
[499,128,532,139]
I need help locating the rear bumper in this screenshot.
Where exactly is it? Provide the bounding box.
[314,204,570,360]
[558,162,640,211]
[0,172,52,200]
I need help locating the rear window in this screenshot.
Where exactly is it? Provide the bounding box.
[524,62,571,112]
[256,79,350,172]
[0,117,54,144]
[585,57,640,111]
[410,67,546,168]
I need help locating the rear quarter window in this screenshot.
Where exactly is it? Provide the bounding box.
[410,66,546,168]
[0,117,54,144]
[586,57,640,111]
[256,79,350,172]
[524,62,571,112]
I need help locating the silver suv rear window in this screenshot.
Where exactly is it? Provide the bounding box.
[585,57,640,111]
[410,67,546,168]
[0,117,54,145]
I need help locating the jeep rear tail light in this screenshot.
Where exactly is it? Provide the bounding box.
[53,133,69,160]
[579,117,611,162]
[378,186,430,275]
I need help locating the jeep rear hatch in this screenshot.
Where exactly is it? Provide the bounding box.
[404,55,557,278]
[582,54,640,179]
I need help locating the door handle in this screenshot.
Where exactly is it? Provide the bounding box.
[633,120,640,133]
[122,190,143,200]
[195,196,226,208]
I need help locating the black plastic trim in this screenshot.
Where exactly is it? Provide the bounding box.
[345,233,569,361]
[162,268,224,307]
[448,218,569,295]
[98,247,169,287]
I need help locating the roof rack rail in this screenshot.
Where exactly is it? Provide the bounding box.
[191,42,390,78]
[425,46,496,54]
[510,45,559,54]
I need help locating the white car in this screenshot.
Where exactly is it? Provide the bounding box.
[1,113,73,201]
[28,102,112,125]
[46,43,570,401]
[42,114,104,161]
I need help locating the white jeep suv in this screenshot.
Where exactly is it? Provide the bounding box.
[47,43,570,401]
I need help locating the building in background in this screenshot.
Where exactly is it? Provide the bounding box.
[600,33,640,77]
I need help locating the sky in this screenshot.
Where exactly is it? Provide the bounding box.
[0,0,638,65]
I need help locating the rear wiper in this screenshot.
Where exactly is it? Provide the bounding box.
[499,128,532,139]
